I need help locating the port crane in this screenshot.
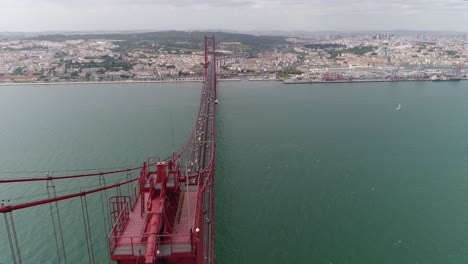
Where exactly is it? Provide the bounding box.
[451,62,465,78]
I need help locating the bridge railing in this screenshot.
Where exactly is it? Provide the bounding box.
[108,234,148,258]
[192,167,214,231]
[108,202,130,252]
[156,232,195,254]
[189,56,217,237]
[108,232,194,257]
[129,180,140,210]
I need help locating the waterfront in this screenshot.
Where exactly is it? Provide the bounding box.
[216,80,468,263]
[2,80,468,263]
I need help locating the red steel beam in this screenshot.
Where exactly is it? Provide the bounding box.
[0,178,138,213]
[0,165,146,184]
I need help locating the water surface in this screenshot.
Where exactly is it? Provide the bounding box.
[1,80,468,264]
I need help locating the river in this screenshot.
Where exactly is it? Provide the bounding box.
[1,80,468,263]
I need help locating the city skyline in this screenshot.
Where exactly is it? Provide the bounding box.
[0,0,467,33]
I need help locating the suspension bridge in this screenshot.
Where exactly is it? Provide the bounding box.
[0,36,218,264]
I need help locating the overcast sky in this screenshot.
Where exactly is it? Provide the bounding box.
[0,0,467,32]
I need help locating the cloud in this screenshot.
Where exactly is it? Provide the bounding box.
[0,0,467,31]
[4,0,468,10]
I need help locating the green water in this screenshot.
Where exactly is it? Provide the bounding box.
[2,80,468,263]
[0,83,200,263]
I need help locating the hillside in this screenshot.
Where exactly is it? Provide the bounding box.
[32,31,288,53]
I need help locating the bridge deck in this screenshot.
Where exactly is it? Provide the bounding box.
[112,193,148,256]
[112,189,198,256]
[173,189,198,244]
[109,39,216,263]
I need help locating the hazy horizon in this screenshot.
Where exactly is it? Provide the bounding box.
[0,0,467,33]
[0,29,467,37]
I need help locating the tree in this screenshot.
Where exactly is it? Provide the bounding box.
[13,67,24,75]
[54,51,67,59]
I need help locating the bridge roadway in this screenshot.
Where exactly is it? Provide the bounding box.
[188,58,216,264]
[0,45,218,264]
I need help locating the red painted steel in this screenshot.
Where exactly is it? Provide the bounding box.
[0,178,137,213]
[0,166,142,184]
[0,35,217,264]
[108,36,217,264]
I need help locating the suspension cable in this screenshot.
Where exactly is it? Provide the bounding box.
[117,184,122,197]
[83,195,95,263]
[47,179,62,264]
[46,177,68,264]
[0,165,143,184]
[0,163,142,175]
[3,212,17,264]
[3,182,103,203]
[54,192,68,264]
[126,170,131,197]
[9,212,23,264]
[0,178,138,213]
[99,175,110,235]
[98,175,112,264]
[80,195,92,264]
[102,174,112,229]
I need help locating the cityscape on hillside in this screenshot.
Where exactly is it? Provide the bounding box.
[0,31,467,84]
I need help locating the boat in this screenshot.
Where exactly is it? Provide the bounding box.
[248,77,265,81]
[431,75,461,82]
[283,78,313,84]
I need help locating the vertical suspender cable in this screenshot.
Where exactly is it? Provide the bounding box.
[117,184,122,198]
[47,176,68,264]
[47,179,62,264]
[3,213,17,264]
[80,195,92,264]
[49,203,62,263]
[101,172,112,227]
[126,170,131,197]
[99,175,112,264]
[54,199,68,264]
[83,195,95,264]
[99,175,110,233]
[9,212,23,264]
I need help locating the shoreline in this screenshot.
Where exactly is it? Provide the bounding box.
[0,79,204,87]
[0,78,270,86]
[1,77,467,87]
[283,78,468,84]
